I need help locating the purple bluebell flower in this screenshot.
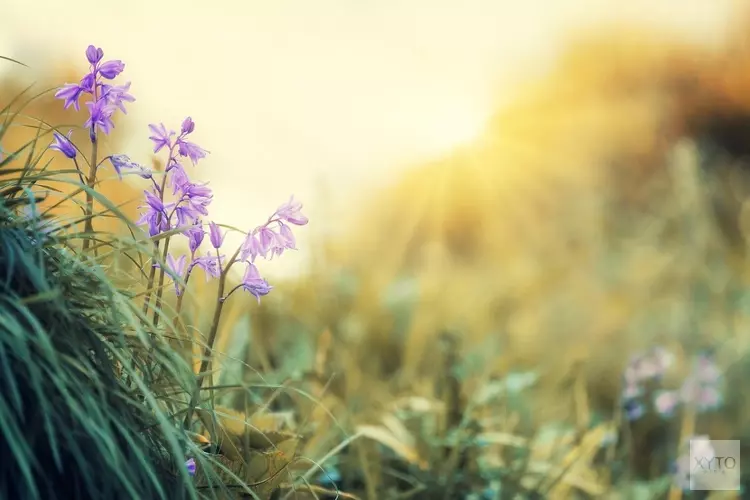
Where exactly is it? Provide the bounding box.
[257,226,276,257]
[181,183,213,216]
[277,222,297,250]
[148,123,174,154]
[185,221,205,254]
[240,233,263,262]
[185,458,196,477]
[79,72,96,93]
[49,130,77,159]
[86,45,104,65]
[169,162,190,194]
[181,116,195,135]
[208,222,225,249]
[84,99,116,136]
[136,189,170,237]
[170,200,203,228]
[109,154,150,180]
[101,81,135,114]
[97,59,125,79]
[177,139,208,166]
[54,83,85,111]
[192,255,224,281]
[161,253,186,295]
[241,263,273,303]
[275,196,308,225]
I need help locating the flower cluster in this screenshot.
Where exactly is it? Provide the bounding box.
[54,45,134,143]
[621,348,723,421]
[47,43,308,307]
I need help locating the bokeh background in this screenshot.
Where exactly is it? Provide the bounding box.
[4,0,750,498]
[0,0,736,278]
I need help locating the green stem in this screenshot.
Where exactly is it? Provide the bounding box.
[141,173,169,319]
[81,139,98,252]
[183,246,241,429]
[151,236,172,327]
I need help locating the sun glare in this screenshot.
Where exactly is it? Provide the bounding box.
[421,104,488,155]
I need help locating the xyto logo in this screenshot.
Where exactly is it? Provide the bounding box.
[693,456,737,475]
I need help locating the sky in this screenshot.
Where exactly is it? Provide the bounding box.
[0,0,735,277]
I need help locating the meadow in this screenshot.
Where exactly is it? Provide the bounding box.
[1,16,749,500]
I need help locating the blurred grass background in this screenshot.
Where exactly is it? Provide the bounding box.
[4,1,750,498]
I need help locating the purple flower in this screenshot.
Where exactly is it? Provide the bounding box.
[169,162,191,194]
[208,221,225,249]
[165,203,189,228]
[192,255,224,281]
[161,253,186,295]
[257,226,276,257]
[240,233,263,262]
[181,117,195,135]
[241,263,273,303]
[185,221,205,254]
[181,183,213,216]
[84,99,116,136]
[177,139,208,166]
[185,458,196,477]
[79,73,96,93]
[148,123,174,154]
[86,45,104,65]
[101,81,135,114]
[278,223,296,249]
[98,59,125,79]
[109,154,150,180]
[275,196,308,225]
[49,130,77,159]
[54,83,85,111]
[136,189,170,236]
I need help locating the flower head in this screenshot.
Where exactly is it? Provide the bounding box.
[148,123,174,154]
[181,117,195,135]
[49,130,77,159]
[241,263,273,303]
[136,189,170,236]
[208,221,225,249]
[162,253,187,295]
[185,221,205,254]
[86,45,104,65]
[54,83,85,111]
[275,196,308,225]
[110,154,150,180]
[240,233,263,262]
[84,98,117,136]
[101,81,135,114]
[177,138,208,166]
[98,59,125,79]
[192,254,224,281]
[185,458,196,477]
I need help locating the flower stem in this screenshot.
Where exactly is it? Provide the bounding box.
[151,236,172,327]
[81,138,98,252]
[141,171,170,320]
[183,246,241,429]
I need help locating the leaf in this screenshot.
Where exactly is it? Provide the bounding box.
[356,424,427,469]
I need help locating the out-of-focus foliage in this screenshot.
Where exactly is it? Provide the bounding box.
[192,15,750,499]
